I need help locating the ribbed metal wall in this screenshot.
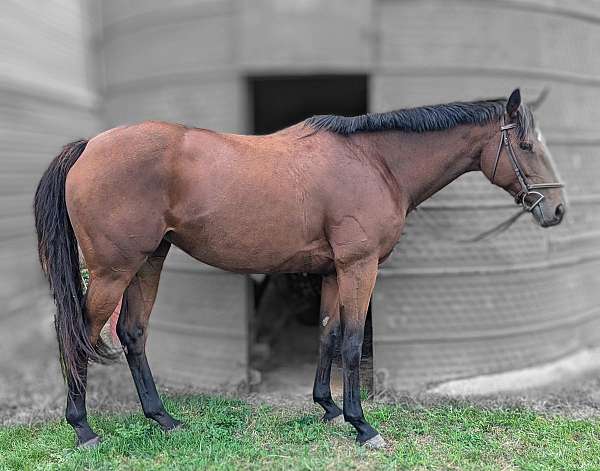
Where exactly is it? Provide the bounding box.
[0,1,100,351]
[372,0,600,391]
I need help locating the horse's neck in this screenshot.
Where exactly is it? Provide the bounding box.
[369,123,492,211]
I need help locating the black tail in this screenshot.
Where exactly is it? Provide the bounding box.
[34,139,115,388]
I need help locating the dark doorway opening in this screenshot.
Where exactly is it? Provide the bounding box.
[247,75,373,396]
[249,75,368,135]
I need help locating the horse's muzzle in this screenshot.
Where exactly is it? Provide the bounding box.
[533,203,566,227]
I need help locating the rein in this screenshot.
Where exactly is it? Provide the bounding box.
[413,206,527,244]
[417,116,564,243]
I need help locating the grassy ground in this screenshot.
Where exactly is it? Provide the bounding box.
[2,395,600,470]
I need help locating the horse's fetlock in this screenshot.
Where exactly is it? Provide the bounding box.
[144,406,165,420]
[66,409,86,426]
[343,412,363,425]
[313,388,332,404]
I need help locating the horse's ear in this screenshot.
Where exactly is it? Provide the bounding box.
[506,88,521,118]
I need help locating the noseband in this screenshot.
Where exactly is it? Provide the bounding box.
[490,117,563,212]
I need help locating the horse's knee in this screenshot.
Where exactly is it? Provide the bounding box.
[341,336,363,369]
[319,324,340,355]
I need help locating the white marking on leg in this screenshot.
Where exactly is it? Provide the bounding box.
[363,434,386,449]
[329,414,345,425]
[322,316,330,327]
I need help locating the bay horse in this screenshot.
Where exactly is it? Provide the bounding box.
[34,88,565,448]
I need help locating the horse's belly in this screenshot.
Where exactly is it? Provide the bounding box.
[169,227,335,275]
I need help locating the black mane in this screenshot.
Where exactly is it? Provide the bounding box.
[305,98,534,139]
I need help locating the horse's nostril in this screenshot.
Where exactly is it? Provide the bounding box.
[555,204,565,219]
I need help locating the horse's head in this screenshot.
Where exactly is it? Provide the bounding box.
[480,88,566,227]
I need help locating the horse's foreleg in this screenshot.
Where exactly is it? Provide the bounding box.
[336,257,384,448]
[116,240,181,431]
[313,274,343,423]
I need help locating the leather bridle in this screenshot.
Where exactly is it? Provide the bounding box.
[490,117,564,212]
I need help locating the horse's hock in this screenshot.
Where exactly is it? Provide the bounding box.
[92,0,600,393]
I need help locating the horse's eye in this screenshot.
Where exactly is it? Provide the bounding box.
[519,142,533,152]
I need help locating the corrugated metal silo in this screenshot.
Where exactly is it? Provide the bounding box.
[371,0,600,391]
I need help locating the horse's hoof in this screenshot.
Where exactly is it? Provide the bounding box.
[325,414,345,426]
[362,434,386,449]
[163,420,184,433]
[78,436,101,448]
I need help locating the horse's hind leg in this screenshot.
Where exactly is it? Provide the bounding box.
[313,274,343,423]
[66,273,131,447]
[116,240,181,431]
[66,354,97,447]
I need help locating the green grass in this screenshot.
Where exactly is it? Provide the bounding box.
[1,396,600,470]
